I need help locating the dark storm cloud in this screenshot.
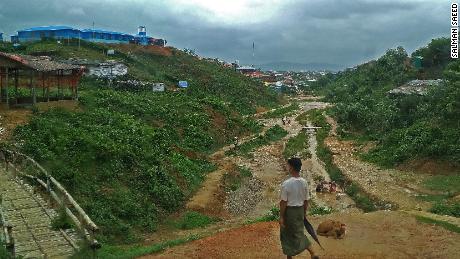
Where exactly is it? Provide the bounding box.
[0,0,449,68]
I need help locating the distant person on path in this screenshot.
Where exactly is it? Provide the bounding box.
[279,158,318,259]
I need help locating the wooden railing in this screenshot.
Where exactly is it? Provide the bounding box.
[0,201,15,258]
[0,149,101,255]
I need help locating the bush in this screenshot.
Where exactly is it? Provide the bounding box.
[247,206,280,223]
[174,211,219,230]
[51,209,74,230]
[309,205,333,216]
[283,131,310,159]
[429,202,460,217]
[310,39,460,166]
[262,103,299,119]
[11,41,281,244]
[227,125,288,157]
[222,166,253,192]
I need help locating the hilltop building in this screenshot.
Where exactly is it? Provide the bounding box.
[10,26,166,46]
[237,66,257,75]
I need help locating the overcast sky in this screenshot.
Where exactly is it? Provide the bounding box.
[0,0,449,68]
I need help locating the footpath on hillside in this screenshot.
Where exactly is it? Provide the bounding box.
[141,97,460,259]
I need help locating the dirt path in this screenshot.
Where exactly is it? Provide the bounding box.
[142,211,460,259]
[324,115,433,211]
[143,99,460,258]
[187,99,323,219]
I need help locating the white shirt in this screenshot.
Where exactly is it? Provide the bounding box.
[280,176,310,207]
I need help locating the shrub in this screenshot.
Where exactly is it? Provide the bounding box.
[51,209,74,230]
[429,202,460,217]
[174,211,219,230]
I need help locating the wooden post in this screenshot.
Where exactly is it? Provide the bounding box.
[42,72,45,99]
[31,70,36,105]
[0,68,3,104]
[5,67,9,108]
[29,70,33,96]
[15,69,18,105]
[6,224,15,258]
[46,175,53,206]
[47,74,50,102]
[57,70,61,100]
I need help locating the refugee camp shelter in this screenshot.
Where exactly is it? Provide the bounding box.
[0,52,83,108]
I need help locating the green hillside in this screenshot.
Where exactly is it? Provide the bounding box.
[307,38,460,167]
[1,40,279,243]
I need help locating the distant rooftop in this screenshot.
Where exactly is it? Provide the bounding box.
[237,66,256,70]
[81,29,132,36]
[20,26,77,32]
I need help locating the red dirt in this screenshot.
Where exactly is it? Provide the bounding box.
[0,100,80,141]
[141,211,460,259]
[0,107,31,140]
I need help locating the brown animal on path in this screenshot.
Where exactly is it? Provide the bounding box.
[317,220,346,239]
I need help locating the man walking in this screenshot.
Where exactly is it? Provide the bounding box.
[280,157,318,259]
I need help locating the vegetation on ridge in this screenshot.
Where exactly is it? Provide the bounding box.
[4,40,280,243]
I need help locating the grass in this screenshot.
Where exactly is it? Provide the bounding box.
[0,241,14,259]
[429,202,460,218]
[9,40,280,243]
[222,166,253,192]
[172,211,219,230]
[246,206,280,224]
[309,201,334,216]
[51,209,74,230]
[283,131,310,159]
[262,103,299,119]
[421,175,460,218]
[226,125,288,157]
[72,234,201,259]
[423,175,460,194]
[417,194,451,203]
[415,216,460,234]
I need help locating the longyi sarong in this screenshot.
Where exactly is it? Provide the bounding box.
[280,206,311,256]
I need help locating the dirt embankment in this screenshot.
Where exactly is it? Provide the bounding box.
[143,211,460,259]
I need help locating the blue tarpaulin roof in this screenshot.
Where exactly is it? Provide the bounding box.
[20,26,77,32]
[81,29,132,36]
[178,81,188,88]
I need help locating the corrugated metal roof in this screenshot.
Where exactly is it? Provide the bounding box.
[20,26,77,32]
[0,52,82,72]
[81,29,131,36]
